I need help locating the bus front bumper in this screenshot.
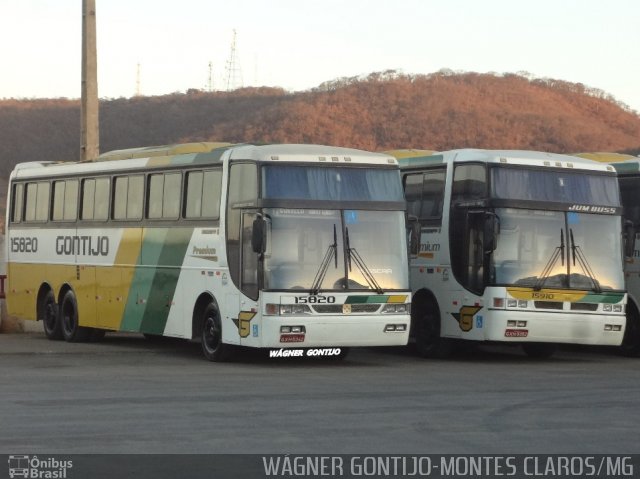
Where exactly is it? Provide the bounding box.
[481,310,625,346]
[260,314,410,348]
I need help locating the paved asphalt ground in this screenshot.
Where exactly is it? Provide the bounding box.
[0,332,639,455]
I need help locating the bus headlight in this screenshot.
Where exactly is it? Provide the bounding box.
[613,304,623,313]
[281,325,306,333]
[603,304,613,312]
[280,304,312,315]
[265,304,311,315]
[384,324,407,332]
[382,304,411,314]
[506,299,528,309]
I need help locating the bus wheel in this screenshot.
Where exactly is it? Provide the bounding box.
[201,303,233,362]
[60,290,92,342]
[414,298,450,359]
[620,304,640,357]
[522,342,556,359]
[40,290,62,340]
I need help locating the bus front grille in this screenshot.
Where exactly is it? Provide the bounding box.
[570,303,599,312]
[533,301,564,310]
[312,304,382,314]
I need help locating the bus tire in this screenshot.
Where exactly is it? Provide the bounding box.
[413,296,450,359]
[522,342,556,359]
[40,290,62,340]
[201,303,233,362]
[620,302,640,357]
[60,290,92,343]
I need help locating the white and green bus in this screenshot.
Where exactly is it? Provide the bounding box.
[576,152,640,356]
[389,149,628,358]
[5,142,411,361]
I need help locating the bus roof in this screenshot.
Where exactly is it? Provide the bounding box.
[573,152,638,163]
[574,152,640,175]
[11,143,398,179]
[391,148,617,173]
[96,142,235,161]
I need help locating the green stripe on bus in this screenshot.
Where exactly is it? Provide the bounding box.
[345,295,389,304]
[579,292,625,304]
[120,228,194,333]
[140,228,194,334]
[120,229,167,332]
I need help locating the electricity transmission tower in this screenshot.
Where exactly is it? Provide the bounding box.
[224,29,243,91]
[135,63,141,96]
[208,61,214,92]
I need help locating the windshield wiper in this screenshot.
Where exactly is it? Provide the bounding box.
[569,229,601,293]
[310,224,338,295]
[534,229,565,291]
[345,227,384,294]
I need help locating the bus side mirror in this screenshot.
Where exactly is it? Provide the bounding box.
[252,217,267,254]
[407,215,420,256]
[484,212,499,253]
[624,220,636,259]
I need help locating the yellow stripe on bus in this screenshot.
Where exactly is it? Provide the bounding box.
[387,295,408,303]
[506,287,587,302]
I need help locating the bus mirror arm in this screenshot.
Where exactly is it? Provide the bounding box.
[624,220,636,259]
[251,217,267,254]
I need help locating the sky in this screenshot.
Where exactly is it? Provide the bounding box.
[1,0,639,112]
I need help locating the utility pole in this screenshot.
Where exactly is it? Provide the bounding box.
[81,0,99,161]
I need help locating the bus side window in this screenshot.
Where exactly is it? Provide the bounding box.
[241,212,259,300]
[184,169,222,219]
[202,170,222,218]
[185,171,204,218]
[420,169,445,222]
[226,163,258,292]
[451,164,487,203]
[403,169,445,226]
[11,183,24,223]
[81,177,109,221]
[24,181,50,223]
[52,180,78,222]
[450,164,488,294]
[94,178,110,221]
[620,177,640,226]
[404,173,423,219]
[113,175,143,221]
[148,173,181,220]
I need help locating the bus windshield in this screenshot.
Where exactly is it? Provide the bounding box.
[492,208,624,291]
[491,167,620,205]
[262,165,404,202]
[263,208,408,291]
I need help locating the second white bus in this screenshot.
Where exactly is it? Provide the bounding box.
[389,149,627,358]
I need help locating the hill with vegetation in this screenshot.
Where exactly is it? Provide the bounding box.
[1,71,639,181]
